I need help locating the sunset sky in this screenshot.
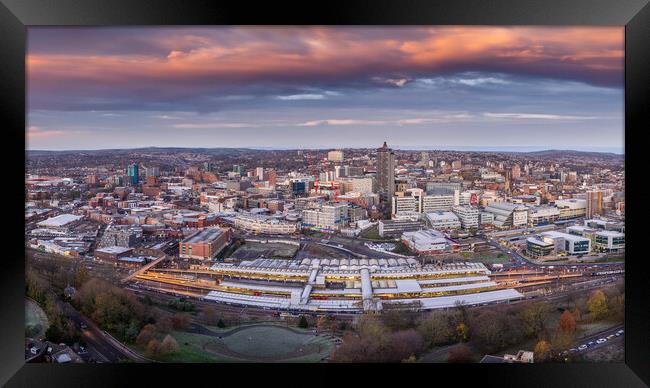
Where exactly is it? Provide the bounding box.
[27,26,624,152]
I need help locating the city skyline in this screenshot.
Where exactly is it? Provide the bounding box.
[27,26,624,151]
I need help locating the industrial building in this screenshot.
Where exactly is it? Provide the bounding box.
[179,227,231,260]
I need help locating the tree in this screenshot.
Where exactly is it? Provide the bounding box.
[456,322,469,342]
[571,308,582,323]
[587,290,608,320]
[217,319,226,328]
[317,315,334,333]
[145,339,161,357]
[534,340,552,362]
[519,302,551,338]
[170,313,192,330]
[417,310,456,346]
[199,306,219,326]
[447,344,476,363]
[136,324,158,347]
[45,323,64,343]
[159,334,179,355]
[389,330,426,361]
[559,310,576,333]
[550,331,575,356]
[297,315,309,329]
[73,266,89,288]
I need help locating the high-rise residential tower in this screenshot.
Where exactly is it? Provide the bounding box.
[126,162,139,185]
[376,141,395,208]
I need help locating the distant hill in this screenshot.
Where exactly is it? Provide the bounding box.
[27,147,258,156]
[519,149,623,159]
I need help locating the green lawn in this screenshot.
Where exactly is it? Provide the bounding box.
[136,325,334,363]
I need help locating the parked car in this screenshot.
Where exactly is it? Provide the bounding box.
[578,345,588,350]
[596,338,607,344]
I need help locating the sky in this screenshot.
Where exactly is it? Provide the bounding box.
[27,26,624,153]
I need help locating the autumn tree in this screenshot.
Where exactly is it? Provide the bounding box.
[417,310,457,346]
[559,310,576,333]
[456,322,469,342]
[170,313,192,330]
[145,339,161,357]
[199,306,219,326]
[136,324,158,347]
[447,344,476,363]
[534,340,552,362]
[317,315,333,333]
[550,331,575,356]
[571,308,582,323]
[587,290,608,320]
[519,302,551,338]
[159,334,180,355]
[73,265,89,288]
[389,330,426,362]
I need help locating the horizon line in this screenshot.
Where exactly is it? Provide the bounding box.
[27,145,625,155]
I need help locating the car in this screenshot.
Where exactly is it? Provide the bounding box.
[617,329,624,334]
[569,348,578,353]
[596,338,607,344]
[587,341,595,347]
[607,335,615,340]
[578,345,588,350]
[80,322,88,330]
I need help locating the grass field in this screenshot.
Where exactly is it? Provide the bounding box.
[141,324,335,363]
[474,254,510,265]
[25,298,49,338]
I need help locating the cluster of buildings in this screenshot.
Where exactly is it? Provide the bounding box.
[26,142,624,271]
[526,218,625,258]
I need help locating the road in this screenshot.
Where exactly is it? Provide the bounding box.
[58,302,149,363]
[558,324,624,358]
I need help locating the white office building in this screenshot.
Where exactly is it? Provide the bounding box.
[302,202,349,231]
[452,205,480,229]
[483,202,528,227]
[540,231,591,255]
[594,230,625,252]
[554,199,587,219]
[527,206,561,226]
[425,211,461,229]
[422,193,455,212]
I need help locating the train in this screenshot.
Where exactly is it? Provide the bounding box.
[591,269,625,276]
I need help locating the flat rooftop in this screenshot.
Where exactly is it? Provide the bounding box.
[37,214,83,227]
[96,246,132,255]
[182,228,225,244]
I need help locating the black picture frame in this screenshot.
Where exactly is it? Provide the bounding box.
[1,0,648,386]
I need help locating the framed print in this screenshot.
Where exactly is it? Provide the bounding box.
[1,0,648,387]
